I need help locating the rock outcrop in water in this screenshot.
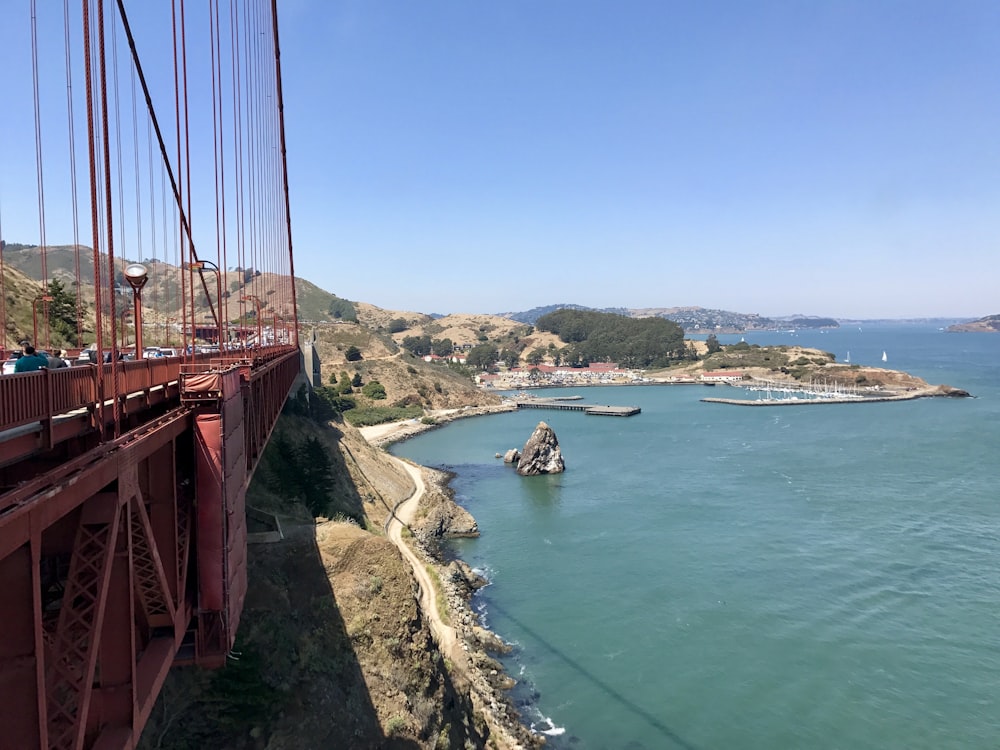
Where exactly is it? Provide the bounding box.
[503,448,520,464]
[516,421,565,475]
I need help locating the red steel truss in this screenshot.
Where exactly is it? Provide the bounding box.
[0,349,299,749]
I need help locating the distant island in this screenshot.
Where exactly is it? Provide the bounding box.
[947,314,1000,333]
[499,303,839,333]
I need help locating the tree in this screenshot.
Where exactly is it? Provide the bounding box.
[337,371,353,394]
[526,347,545,366]
[431,338,454,357]
[351,372,363,387]
[401,335,432,357]
[387,318,408,334]
[345,345,362,361]
[362,380,387,400]
[499,347,520,368]
[328,297,357,321]
[47,278,78,342]
[298,437,334,516]
[465,344,498,371]
[705,334,722,355]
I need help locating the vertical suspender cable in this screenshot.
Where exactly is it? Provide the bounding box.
[81,0,106,438]
[180,0,195,357]
[30,0,51,349]
[231,0,246,346]
[271,0,298,345]
[111,3,126,354]
[96,0,122,437]
[64,0,85,349]
[171,0,187,359]
[215,0,230,350]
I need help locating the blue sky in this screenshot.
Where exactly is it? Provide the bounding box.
[2,1,999,319]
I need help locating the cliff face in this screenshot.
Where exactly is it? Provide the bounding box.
[139,417,491,750]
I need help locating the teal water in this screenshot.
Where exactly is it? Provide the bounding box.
[393,327,1000,749]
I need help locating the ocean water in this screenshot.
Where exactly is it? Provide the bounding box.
[392,326,1000,749]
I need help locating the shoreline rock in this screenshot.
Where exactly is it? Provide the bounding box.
[515,421,565,476]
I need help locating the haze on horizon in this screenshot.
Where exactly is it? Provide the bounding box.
[1,2,998,320]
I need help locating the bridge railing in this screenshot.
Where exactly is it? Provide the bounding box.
[0,346,299,436]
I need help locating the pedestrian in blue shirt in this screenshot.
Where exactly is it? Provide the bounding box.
[14,346,48,372]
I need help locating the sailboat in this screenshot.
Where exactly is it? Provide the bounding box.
[881,351,888,363]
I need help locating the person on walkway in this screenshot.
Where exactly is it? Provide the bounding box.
[14,345,48,372]
[47,349,70,369]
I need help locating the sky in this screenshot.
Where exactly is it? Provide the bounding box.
[2,1,999,319]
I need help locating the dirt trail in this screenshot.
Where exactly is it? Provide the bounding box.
[384,458,459,659]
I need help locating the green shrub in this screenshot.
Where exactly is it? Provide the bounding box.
[343,405,423,427]
[361,381,387,400]
[385,716,407,737]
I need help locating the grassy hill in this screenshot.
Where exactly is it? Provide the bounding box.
[1,243,354,348]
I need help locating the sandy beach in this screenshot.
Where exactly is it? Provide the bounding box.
[358,403,515,447]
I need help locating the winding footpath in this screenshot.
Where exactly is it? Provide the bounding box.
[383,457,459,659]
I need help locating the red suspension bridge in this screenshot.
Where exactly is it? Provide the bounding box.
[0,2,302,748]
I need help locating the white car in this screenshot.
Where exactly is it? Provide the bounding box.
[2,355,19,375]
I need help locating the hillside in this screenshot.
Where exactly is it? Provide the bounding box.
[947,314,1000,333]
[139,413,518,749]
[500,303,839,333]
[0,243,354,349]
[650,342,953,393]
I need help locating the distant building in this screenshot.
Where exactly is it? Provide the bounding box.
[422,353,468,364]
[701,370,745,382]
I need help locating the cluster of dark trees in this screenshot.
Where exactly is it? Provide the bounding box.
[535,309,691,368]
[400,335,454,358]
[327,296,357,321]
[261,427,334,517]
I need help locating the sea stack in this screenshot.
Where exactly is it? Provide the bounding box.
[516,421,566,476]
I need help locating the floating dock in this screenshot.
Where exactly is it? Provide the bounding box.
[514,400,640,416]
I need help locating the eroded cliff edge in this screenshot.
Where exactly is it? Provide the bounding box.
[139,413,536,750]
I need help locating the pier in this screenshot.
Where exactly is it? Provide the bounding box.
[514,399,641,416]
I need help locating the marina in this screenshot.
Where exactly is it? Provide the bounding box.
[702,393,921,406]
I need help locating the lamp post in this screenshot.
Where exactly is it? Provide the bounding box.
[240,294,263,347]
[123,263,148,356]
[189,259,223,345]
[32,294,53,350]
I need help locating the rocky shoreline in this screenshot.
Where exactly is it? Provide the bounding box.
[361,366,971,747]
[406,466,545,748]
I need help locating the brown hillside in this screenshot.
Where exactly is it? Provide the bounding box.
[354,301,432,331]
[308,321,501,409]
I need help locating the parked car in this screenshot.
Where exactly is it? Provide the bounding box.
[142,347,163,359]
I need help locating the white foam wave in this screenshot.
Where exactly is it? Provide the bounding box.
[532,716,566,736]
